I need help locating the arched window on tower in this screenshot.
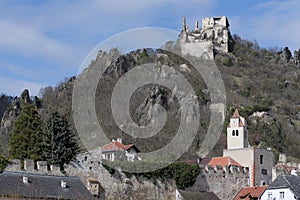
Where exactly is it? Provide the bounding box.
[236,130,239,136]
[232,130,235,136]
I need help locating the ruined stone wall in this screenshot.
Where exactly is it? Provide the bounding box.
[5,159,62,176]
[179,16,230,58]
[180,40,214,59]
[191,165,249,200]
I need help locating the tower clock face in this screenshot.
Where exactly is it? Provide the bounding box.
[232,119,238,127]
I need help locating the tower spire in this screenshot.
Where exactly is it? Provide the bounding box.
[182,16,186,31]
[232,109,240,118]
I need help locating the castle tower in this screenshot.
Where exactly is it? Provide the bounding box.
[182,16,186,31]
[227,109,248,149]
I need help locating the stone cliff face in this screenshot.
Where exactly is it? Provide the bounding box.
[92,48,209,157]
[0,93,24,154]
[0,89,42,155]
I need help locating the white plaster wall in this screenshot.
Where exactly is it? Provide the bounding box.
[227,126,246,149]
[260,188,295,200]
[223,148,253,167]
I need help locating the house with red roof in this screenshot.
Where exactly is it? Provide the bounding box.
[233,186,266,200]
[101,138,140,162]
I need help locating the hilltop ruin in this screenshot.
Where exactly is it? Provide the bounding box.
[179,16,231,58]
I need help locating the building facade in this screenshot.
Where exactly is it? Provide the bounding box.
[223,109,274,187]
[101,138,140,162]
[260,175,300,200]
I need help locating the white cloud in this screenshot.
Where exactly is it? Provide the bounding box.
[0,77,44,96]
[0,0,216,61]
[0,19,78,65]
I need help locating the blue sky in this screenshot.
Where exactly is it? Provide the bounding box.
[0,0,299,96]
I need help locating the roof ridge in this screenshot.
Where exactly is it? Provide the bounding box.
[2,171,79,179]
[232,109,240,118]
[284,175,298,197]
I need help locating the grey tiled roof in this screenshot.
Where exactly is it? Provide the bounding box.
[269,175,300,198]
[0,172,94,199]
[178,189,220,200]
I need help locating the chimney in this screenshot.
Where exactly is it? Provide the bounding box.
[117,138,122,144]
[291,169,298,176]
[23,176,28,184]
[61,180,67,188]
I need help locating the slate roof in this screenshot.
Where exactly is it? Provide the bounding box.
[0,172,94,199]
[233,186,266,200]
[207,156,242,168]
[268,175,300,198]
[101,141,140,153]
[178,189,220,200]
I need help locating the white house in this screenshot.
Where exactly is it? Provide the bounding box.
[101,138,140,162]
[260,175,300,200]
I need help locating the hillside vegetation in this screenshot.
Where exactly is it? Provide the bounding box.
[1,34,300,162]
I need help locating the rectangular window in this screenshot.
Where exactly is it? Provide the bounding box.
[279,191,284,199]
[260,155,263,164]
[261,169,267,175]
[267,192,272,199]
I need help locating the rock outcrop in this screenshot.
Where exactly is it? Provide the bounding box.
[293,49,300,66]
[20,89,31,104]
[276,47,292,64]
[0,90,30,154]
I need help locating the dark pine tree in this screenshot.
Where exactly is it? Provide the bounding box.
[0,153,9,172]
[9,105,43,161]
[42,111,79,169]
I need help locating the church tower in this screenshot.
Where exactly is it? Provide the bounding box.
[227,109,248,149]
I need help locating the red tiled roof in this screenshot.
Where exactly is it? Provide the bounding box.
[275,163,300,175]
[232,109,240,118]
[87,178,98,183]
[233,186,267,200]
[227,109,244,127]
[101,141,138,152]
[207,156,242,168]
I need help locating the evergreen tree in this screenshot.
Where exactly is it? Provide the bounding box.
[9,105,43,160]
[42,111,79,168]
[0,153,9,172]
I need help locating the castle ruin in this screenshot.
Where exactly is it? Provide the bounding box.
[179,16,230,59]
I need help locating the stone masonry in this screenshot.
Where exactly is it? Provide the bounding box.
[179,16,230,59]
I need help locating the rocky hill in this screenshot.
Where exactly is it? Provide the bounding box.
[1,35,300,162]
